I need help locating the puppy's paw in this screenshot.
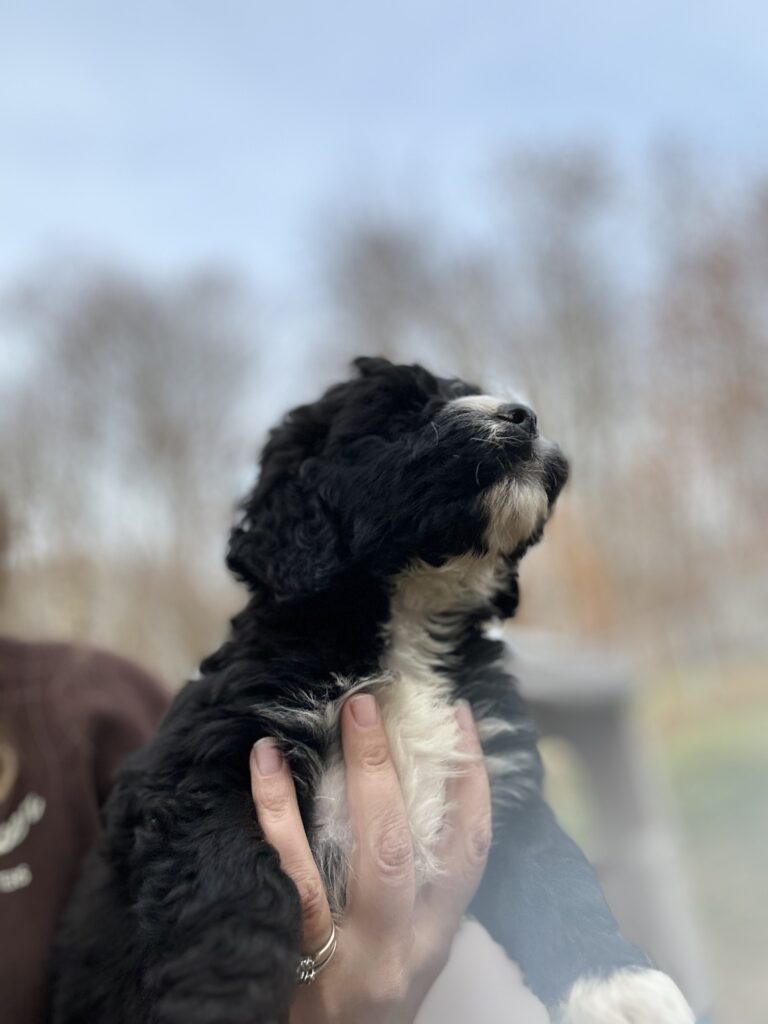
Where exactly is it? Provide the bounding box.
[556,968,695,1024]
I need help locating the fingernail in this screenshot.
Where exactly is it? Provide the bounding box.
[349,693,378,728]
[253,738,282,776]
[455,700,475,733]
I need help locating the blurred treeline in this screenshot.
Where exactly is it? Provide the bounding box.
[1,148,767,683]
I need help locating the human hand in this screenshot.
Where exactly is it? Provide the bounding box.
[250,694,492,1024]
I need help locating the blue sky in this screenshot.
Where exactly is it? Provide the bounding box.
[3,1,768,294]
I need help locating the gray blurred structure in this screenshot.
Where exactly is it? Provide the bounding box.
[418,633,709,1023]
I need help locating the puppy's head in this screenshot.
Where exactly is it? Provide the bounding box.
[228,357,568,608]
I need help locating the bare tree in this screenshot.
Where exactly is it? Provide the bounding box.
[1,262,259,677]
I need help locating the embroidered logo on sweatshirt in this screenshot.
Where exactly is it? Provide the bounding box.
[0,792,47,893]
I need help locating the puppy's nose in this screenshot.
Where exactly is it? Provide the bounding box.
[496,403,537,434]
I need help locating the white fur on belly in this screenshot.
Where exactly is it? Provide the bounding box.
[557,969,695,1024]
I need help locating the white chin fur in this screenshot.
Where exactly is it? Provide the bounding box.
[557,969,695,1024]
[483,476,548,554]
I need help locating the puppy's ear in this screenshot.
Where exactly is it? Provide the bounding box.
[227,386,354,601]
[353,355,392,378]
[227,464,344,602]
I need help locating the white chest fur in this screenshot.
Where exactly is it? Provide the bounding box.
[310,556,506,911]
[310,656,462,911]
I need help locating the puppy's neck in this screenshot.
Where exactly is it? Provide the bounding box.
[226,554,510,680]
[385,553,507,670]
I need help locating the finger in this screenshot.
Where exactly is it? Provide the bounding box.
[250,738,334,953]
[418,700,492,932]
[341,693,416,936]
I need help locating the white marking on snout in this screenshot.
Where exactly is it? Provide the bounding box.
[557,969,695,1024]
[448,391,538,445]
[450,394,505,415]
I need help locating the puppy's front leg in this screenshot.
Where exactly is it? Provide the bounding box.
[471,797,694,1023]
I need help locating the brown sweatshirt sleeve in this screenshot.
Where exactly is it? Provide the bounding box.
[0,638,171,1024]
[52,644,171,803]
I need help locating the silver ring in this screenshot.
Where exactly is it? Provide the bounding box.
[296,921,337,985]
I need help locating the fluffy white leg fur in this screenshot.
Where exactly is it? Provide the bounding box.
[556,969,695,1024]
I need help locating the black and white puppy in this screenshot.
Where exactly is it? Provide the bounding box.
[52,357,694,1023]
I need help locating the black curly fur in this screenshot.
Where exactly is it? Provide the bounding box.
[51,357,648,1023]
